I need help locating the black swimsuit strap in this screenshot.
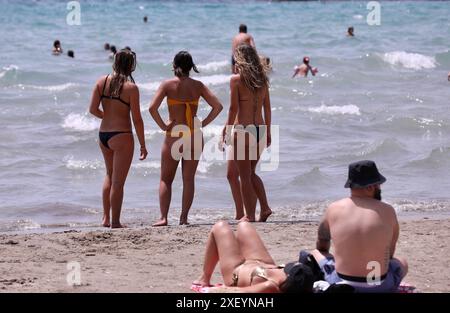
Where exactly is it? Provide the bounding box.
[101,74,109,97]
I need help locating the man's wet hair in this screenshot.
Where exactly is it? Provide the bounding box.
[239,24,247,33]
[110,45,117,54]
[104,43,110,50]
[54,40,61,48]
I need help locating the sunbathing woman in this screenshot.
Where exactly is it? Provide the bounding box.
[89,49,147,228]
[149,51,223,226]
[222,44,272,222]
[193,221,313,293]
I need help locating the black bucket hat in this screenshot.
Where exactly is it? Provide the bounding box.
[344,160,386,188]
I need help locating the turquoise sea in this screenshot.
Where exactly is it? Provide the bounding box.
[1,0,449,232]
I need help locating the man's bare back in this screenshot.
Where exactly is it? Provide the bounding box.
[324,197,398,277]
[232,33,255,53]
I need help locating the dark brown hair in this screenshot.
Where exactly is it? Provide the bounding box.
[173,51,199,77]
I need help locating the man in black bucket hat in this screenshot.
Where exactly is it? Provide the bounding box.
[309,160,408,292]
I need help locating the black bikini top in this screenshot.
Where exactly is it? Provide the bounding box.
[100,74,131,107]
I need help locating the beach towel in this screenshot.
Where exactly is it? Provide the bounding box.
[190,282,418,293]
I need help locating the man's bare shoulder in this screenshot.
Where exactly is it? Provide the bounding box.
[325,198,350,215]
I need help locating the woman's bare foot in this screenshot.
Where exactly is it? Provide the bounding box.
[239,216,254,223]
[102,215,110,227]
[258,209,272,222]
[111,223,126,229]
[235,213,245,220]
[192,275,211,287]
[179,221,190,226]
[152,218,168,227]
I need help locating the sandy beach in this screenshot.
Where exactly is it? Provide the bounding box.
[0,217,448,293]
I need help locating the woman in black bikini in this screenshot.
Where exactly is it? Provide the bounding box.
[193,220,313,293]
[222,44,272,223]
[89,49,147,228]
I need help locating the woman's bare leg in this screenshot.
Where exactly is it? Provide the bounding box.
[227,159,245,220]
[180,158,200,225]
[194,221,245,286]
[236,221,275,264]
[251,159,272,222]
[153,136,180,227]
[108,134,134,228]
[99,143,114,227]
[236,157,257,222]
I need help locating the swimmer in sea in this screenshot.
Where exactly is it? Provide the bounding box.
[292,57,318,78]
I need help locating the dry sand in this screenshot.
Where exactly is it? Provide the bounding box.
[0,218,448,292]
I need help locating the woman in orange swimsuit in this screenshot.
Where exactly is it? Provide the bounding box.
[193,220,314,293]
[149,51,223,226]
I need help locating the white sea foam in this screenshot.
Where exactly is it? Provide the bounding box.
[138,81,161,92]
[0,64,19,78]
[132,161,161,169]
[62,113,100,132]
[307,104,361,116]
[353,14,364,19]
[197,60,229,72]
[194,74,231,86]
[382,51,436,70]
[66,159,104,170]
[15,82,78,92]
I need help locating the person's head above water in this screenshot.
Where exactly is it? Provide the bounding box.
[347,26,354,36]
[53,40,61,49]
[345,160,386,200]
[303,56,310,65]
[110,49,137,97]
[172,51,199,77]
[110,45,117,54]
[239,24,247,33]
[104,43,110,50]
[67,50,74,58]
[234,44,269,92]
[124,46,131,51]
[143,16,148,23]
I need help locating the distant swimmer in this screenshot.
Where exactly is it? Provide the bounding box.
[52,40,63,55]
[292,57,318,78]
[67,50,74,58]
[109,45,117,60]
[104,43,110,51]
[124,46,131,51]
[231,24,256,74]
[143,16,148,23]
[347,26,355,37]
[448,71,450,81]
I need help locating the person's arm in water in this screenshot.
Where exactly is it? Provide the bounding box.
[149,82,175,132]
[263,85,272,146]
[200,82,223,128]
[89,78,104,119]
[129,84,147,160]
[316,209,331,253]
[222,75,240,141]
[292,66,300,78]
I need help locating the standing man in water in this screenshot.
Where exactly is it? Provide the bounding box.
[292,57,318,78]
[231,24,256,74]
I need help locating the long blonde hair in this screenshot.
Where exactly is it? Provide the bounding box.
[234,44,269,92]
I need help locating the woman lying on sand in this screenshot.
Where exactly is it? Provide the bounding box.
[193,221,314,293]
